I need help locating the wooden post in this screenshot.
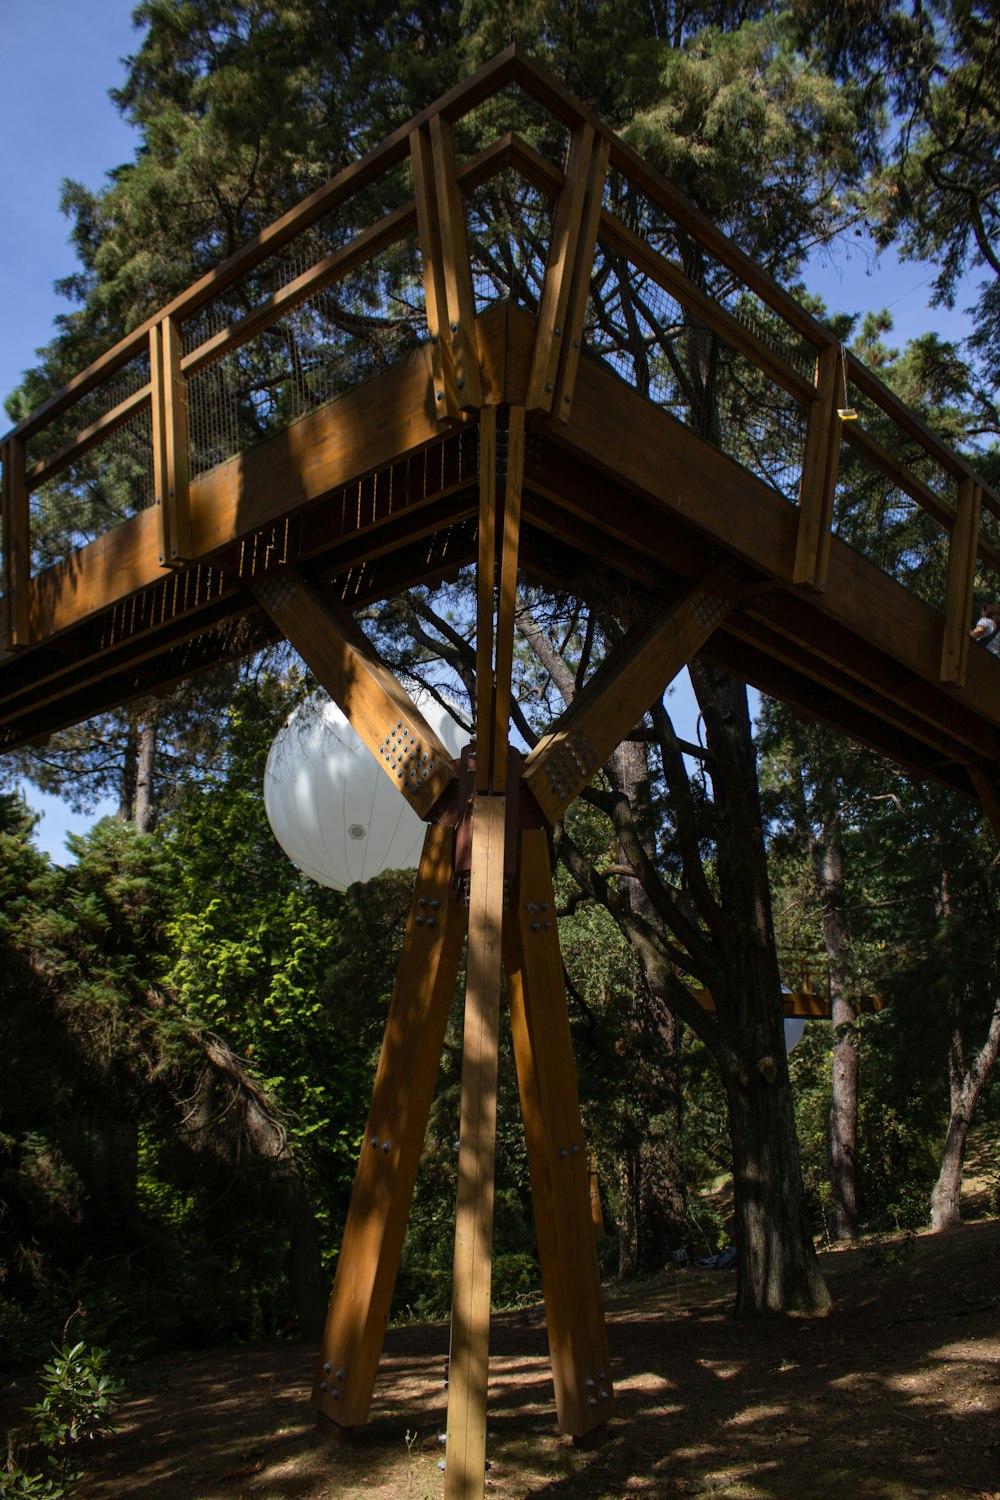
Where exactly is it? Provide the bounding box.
[430,114,483,411]
[969,764,1000,843]
[504,829,614,1439]
[551,135,610,422]
[793,343,841,591]
[412,125,461,421]
[314,826,466,1429]
[527,124,598,416]
[940,477,981,685]
[150,316,191,565]
[1,436,29,649]
[445,792,506,1500]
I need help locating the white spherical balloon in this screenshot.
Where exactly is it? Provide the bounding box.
[264,690,468,890]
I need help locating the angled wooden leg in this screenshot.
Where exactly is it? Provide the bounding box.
[504,828,614,1439]
[445,792,507,1500]
[314,825,465,1429]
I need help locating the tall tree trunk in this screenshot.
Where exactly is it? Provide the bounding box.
[134,705,160,833]
[929,998,1000,1231]
[692,662,831,1315]
[811,811,858,1242]
[612,737,687,1272]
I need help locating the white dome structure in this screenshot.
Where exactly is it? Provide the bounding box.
[264,690,468,890]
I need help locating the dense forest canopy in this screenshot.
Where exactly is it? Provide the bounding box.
[2,0,999,1382]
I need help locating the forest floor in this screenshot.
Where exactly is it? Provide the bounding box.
[68,1163,1000,1499]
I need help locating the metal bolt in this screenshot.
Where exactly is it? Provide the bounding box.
[427,917,437,929]
[382,1141,391,1153]
[572,338,580,349]
[589,1395,598,1408]
[531,921,540,932]
[416,915,424,926]
[598,1370,606,1381]
[418,897,428,907]
[543,920,552,931]
[332,1389,340,1401]
[336,1368,345,1381]
[564,393,571,404]
[436,392,444,402]
[324,1362,332,1373]
[554,326,561,335]
[527,902,537,913]
[321,1380,329,1391]
[371,1136,380,1148]
[599,1388,609,1400]
[430,898,440,910]
[586,1376,595,1388]
[457,379,464,390]
[559,1148,568,1159]
[546,382,553,393]
[571,1143,580,1154]
[541,903,550,912]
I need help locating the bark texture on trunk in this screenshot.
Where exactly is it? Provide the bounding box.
[134,706,160,833]
[810,811,858,1243]
[929,999,1000,1232]
[692,661,831,1315]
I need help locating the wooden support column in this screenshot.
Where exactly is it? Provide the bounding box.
[444,399,523,1499]
[252,567,459,819]
[969,764,1000,843]
[527,124,605,416]
[314,826,466,1429]
[411,114,482,420]
[445,792,506,1500]
[475,406,525,795]
[150,316,191,565]
[1,436,29,648]
[504,829,613,1439]
[551,134,610,422]
[523,560,750,823]
[940,477,981,685]
[793,343,841,591]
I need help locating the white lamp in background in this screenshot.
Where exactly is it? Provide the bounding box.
[264,690,468,891]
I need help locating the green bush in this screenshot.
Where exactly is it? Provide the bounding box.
[2,1342,123,1499]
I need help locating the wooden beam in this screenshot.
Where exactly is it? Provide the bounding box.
[475,406,498,792]
[504,830,613,1438]
[691,987,883,1019]
[1,438,29,649]
[523,560,750,823]
[445,792,507,1500]
[552,135,610,422]
[941,478,981,686]
[151,317,192,566]
[251,567,458,818]
[527,124,596,415]
[794,344,840,590]
[969,763,1000,842]
[492,407,525,792]
[314,826,465,1428]
[431,113,483,410]
[412,125,461,420]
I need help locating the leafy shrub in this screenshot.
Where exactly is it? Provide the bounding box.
[2,1342,123,1499]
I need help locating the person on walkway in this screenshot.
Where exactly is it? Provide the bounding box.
[972,602,1000,655]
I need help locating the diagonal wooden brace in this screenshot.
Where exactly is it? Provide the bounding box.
[252,566,459,819]
[523,559,751,823]
[314,825,466,1429]
[504,829,613,1439]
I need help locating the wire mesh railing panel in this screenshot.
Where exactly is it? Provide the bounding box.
[28,402,156,572]
[602,166,817,385]
[830,375,957,608]
[976,505,1000,609]
[186,235,427,481]
[465,171,554,315]
[23,348,152,477]
[180,158,415,361]
[584,240,808,502]
[453,82,570,171]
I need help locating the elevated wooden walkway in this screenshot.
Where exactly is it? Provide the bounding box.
[3,50,992,1500]
[2,49,999,829]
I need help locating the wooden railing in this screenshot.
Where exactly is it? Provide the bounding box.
[2,45,997,693]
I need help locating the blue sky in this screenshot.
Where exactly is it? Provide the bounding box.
[0,3,983,859]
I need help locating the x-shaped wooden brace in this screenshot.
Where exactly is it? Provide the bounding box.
[253,407,751,1500]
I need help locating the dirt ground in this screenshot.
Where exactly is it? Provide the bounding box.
[69,1213,1000,1500]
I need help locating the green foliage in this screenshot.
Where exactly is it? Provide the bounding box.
[2,1343,123,1499]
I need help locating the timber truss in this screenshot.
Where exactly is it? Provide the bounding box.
[2,46,1000,1500]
